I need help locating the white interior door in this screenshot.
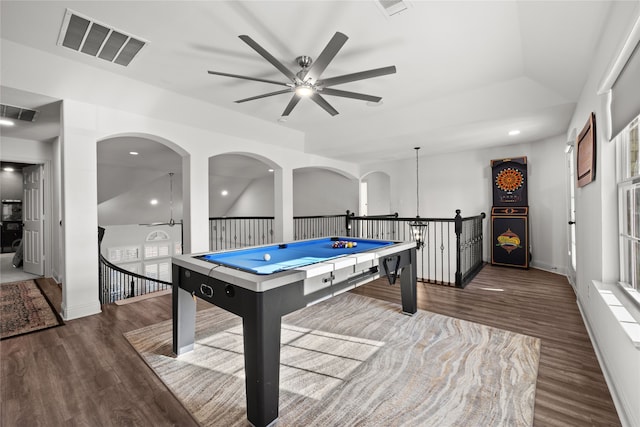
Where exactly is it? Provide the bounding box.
[23,164,44,276]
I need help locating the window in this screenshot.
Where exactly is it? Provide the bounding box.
[144,243,170,259]
[108,246,140,263]
[144,261,171,282]
[146,230,170,241]
[617,114,640,291]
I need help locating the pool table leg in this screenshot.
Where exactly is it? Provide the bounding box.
[172,276,196,355]
[400,248,418,315]
[242,306,282,427]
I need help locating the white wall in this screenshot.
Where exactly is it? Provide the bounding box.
[0,136,53,162]
[293,168,359,216]
[222,168,359,218]
[99,172,184,226]
[363,134,568,273]
[224,176,275,217]
[565,2,640,426]
[97,162,173,204]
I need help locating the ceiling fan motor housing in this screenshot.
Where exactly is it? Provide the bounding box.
[296,55,313,69]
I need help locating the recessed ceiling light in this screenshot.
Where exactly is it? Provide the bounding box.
[129,151,139,155]
[268,169,274,173]
[0,119,15,126]
[508,130,521,136]
[150,199,158,205]
[3,167,15,172]
[221,190,228,196]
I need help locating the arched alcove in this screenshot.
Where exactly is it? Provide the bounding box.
[96,133,185,285]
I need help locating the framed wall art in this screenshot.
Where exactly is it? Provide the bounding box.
[577,112,596,187]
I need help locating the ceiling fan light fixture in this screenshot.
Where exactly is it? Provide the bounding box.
[295,84,314,97]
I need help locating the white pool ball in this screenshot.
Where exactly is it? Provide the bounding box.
[263,253,271,261]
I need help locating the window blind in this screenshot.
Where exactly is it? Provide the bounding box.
[612,40,640,138]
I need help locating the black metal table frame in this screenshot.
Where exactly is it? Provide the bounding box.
[172,245,416,427]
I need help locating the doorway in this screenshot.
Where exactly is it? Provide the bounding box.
[0,161,44,283]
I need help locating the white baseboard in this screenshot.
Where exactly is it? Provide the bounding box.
[61,300,101,321]
[529,261,567,276]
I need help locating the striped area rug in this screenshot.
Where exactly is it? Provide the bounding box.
[125,292,540,426]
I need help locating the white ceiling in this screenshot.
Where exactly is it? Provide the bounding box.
[0,0,613,166]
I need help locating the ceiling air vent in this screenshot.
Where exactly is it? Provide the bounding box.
[378,0,408,16]
[57,9,147,66]
[0,104,39,122]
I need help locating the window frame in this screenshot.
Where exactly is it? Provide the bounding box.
[617,115,640,293]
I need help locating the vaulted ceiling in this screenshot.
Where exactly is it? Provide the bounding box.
[1,1,612,165]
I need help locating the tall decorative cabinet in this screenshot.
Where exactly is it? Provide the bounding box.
[490,157,530,268]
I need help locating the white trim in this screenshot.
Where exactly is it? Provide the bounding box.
[529,262,568,277]
[61,300,101,321]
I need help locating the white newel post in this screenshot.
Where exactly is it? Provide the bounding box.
[60,100,101,320]
[274,167,293,242]
[182,154,209,254]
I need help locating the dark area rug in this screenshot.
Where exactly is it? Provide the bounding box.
[126,292,540,426]
[0,279,63,340]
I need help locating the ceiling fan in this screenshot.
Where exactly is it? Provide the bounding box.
[207,32,396,117]
[140,172,179,227]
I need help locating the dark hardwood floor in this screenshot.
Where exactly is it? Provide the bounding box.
[1,266,620,426]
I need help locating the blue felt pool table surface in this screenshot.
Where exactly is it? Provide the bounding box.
[196,237,393,275]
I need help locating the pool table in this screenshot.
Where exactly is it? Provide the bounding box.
[172,236,417,427]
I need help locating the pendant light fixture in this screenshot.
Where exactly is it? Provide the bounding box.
[409,147,426,249]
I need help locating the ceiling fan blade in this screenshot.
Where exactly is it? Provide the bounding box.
[239,35,299,82]
[236,89,292,103]
[207,70,290,86]
[310,93,339,116]
[320,88,382,103]
[319,66,397,88]
[282,94,302,116]
[302,32,348,83]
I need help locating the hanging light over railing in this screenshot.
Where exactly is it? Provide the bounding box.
[409,147,426,249]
